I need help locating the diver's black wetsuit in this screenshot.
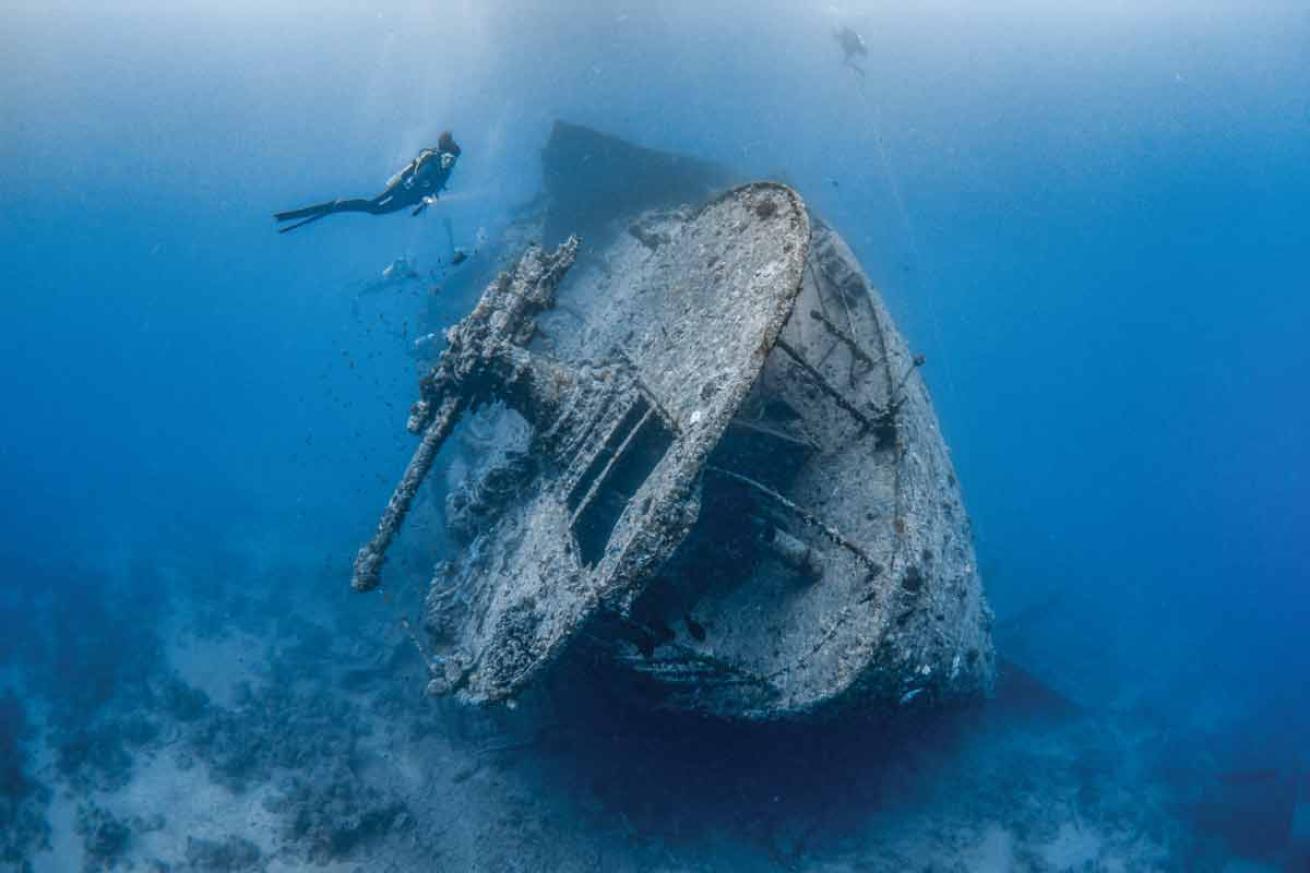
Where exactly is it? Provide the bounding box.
[275,132,461,233]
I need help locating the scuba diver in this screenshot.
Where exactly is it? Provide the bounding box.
[835,26,868,77]
[275,132,461,233]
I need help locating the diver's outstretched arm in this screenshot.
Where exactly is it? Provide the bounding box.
[411,194,438,217]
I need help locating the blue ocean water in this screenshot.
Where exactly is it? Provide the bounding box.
[2,2,1308,869]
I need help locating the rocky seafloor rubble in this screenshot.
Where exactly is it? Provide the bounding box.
[3,528,1272,873]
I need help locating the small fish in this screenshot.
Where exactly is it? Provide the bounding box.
[358,256,422,297]
[381,256,420,282]
[411,332,441,356]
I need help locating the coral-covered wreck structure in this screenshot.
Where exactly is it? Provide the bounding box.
[351,122,993,720]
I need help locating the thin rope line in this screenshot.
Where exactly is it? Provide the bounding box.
[859,78,959,409]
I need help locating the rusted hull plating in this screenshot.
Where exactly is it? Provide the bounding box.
[353,181,993,720]
[608,220,995,718]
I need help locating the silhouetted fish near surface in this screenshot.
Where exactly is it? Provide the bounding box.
[835,26,868,77]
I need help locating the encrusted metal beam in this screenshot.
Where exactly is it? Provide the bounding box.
[706,464,882,578]
[775,337,875,431]
[353,395,464,592]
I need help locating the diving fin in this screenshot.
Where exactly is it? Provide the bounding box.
[276,211,333,234]
[274,199,339,222]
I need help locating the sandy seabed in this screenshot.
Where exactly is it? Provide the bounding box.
[0,537,1279,872]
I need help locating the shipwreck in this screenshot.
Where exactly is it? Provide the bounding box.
[350,122,994,720]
